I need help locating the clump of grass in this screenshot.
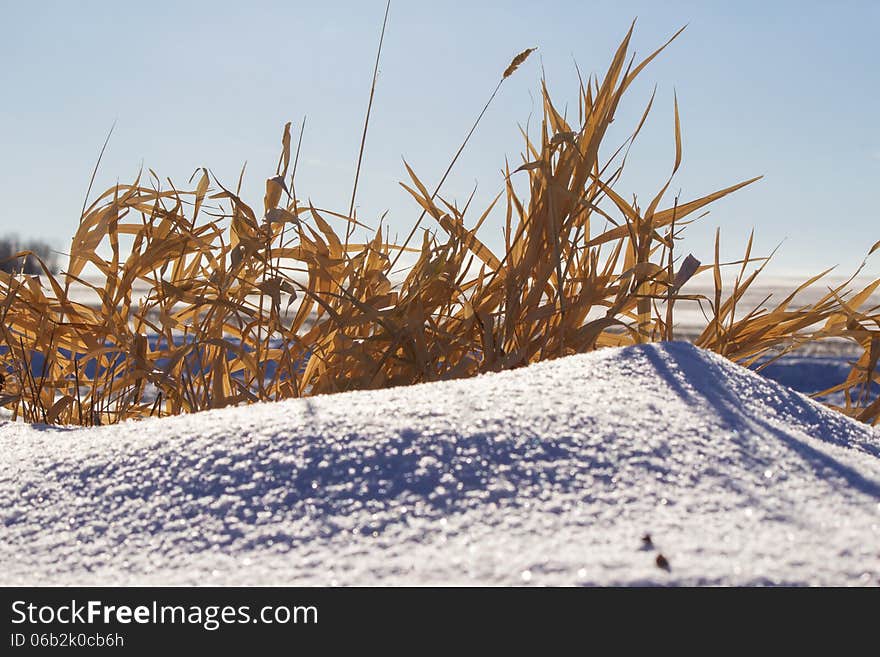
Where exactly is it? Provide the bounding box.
[1,23,878,427]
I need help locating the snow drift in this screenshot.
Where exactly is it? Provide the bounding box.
[1,342,878,585]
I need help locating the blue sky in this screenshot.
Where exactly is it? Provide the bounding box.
[0,0,877,276]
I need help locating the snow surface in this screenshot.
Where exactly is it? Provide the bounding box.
[1,342,879,586]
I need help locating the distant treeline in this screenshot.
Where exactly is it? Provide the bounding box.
[0,236,59,275]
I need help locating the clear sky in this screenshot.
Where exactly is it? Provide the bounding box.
[1,0,877,277]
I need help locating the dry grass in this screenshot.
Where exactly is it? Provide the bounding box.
[1,23,879,427]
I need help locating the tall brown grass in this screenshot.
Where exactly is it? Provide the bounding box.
[1,23,878,427]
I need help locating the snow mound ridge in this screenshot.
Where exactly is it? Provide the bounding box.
[1,342,878,585]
